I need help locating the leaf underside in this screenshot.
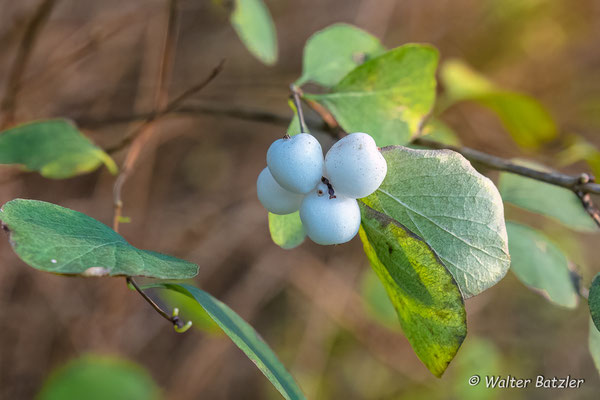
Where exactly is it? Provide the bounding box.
[362,146,510,298]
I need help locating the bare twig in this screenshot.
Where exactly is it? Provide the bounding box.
[575,174,600,227]
[0,0,57,128]
[76,102,290,128]
[412,138,600,195]
[105,60,225,155]
[126,277,186,329]
[112,0,195,332]
[112,0,180,233]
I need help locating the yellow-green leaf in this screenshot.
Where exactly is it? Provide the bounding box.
[268,211,305,250]
[305,44,439,146]
[440,60,557,149]
[359,204,466,377]
[0,119,117,178]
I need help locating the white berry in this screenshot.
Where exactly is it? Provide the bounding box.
[257,167,303,215]
[267,133,324,194]
[324,132,387,199]
[299,183,361,245]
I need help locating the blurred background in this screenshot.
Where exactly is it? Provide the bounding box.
[1,0,600,398]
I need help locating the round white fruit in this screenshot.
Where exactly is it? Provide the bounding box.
[300,183,361,245]
[256,167,303,215]
[267,133,324,194]
[324,132,387,199]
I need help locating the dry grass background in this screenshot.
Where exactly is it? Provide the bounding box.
[1,0,600,399]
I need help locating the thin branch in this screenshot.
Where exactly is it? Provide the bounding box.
[112,0,194,333]
[76,102,290,129]
[126,277,185,328]
[113,0,181,233]
[412,138,600,195]
[0,0,57,129]
[105,60,225,155]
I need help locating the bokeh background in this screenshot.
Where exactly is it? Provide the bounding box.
[1,0,600,399]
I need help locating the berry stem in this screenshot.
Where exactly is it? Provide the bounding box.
[290,84,308,133]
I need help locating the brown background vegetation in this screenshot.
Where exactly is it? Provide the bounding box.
[1,0,600,398]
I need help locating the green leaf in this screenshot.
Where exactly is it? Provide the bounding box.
[589,318,600,375]
[506,221,577,308]
[498,166,598,232]
[305,44,439,146]
[159,287,222,334]
[0,199,198,279]
[589,273,600,333]
[268,211,305,250]
[440,60,557,149]
[359,204,466,377]
[150,283,306,400]
[295,23,385,87]
[362,146,510,298]
[230,0,277,65]
[0,119,117,179]
[38,354,161,400]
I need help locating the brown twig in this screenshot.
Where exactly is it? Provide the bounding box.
[105,60,225,155]
[412,138,600,195]
[76,102,291,129]
[0,0,57,129]
[112,0,196,332]
[113,0,180,233]
[19,11,144,98]
[126,277,186,329]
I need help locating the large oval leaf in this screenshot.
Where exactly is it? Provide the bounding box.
[362,146,510,298]
[295,23,385,87]
[149,283,306,400]
[507,221,577,308]
[359,204,466,377]
[305,44,439,146]
[38,354,161,400]
[0,119,117,179]
[230,0,277,65]
[0,199,198,279]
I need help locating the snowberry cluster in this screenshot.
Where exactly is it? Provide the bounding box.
[257,132,387,245]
